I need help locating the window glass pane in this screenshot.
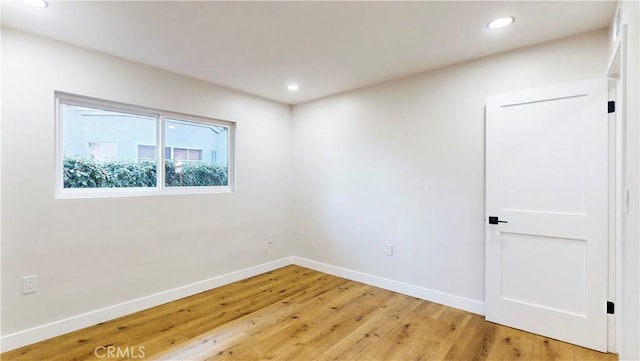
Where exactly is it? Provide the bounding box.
[62,104,157,188]
[165,119,229,187]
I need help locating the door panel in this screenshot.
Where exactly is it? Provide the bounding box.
[485,78,608,351]
[501,233,587,315]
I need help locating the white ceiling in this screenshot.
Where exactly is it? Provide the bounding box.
[1,1,616,105]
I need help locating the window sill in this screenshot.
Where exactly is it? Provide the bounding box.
[55,186,234,199]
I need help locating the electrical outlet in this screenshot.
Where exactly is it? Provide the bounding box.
[23,275,38,294]
[385,243,394,256]
[267,232,274,245]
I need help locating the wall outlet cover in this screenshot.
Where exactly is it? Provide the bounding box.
[385,244,394,256]
[23,275,38,294]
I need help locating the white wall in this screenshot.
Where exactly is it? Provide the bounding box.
[1,28,292,335]
[292,30,610,309]
[4,23,630,355]
[619,1,640,360]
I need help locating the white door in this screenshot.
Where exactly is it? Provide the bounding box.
[485,78,608,352]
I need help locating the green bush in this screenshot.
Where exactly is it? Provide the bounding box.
[165,161,228,187]
[63,156,227,188]
[63,156,110,188]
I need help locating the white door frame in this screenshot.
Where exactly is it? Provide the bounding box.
[605,25,627,354]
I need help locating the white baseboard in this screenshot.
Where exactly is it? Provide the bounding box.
[291,256,484,316]
[2,255,484,353]
[0,257,293,353]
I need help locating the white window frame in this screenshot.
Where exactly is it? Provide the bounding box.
[55,92,235,199]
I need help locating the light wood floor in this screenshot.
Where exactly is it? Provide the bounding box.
[2,265,617,361]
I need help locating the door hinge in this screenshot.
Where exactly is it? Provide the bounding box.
[607,301,615,314]
[608,101,615,113]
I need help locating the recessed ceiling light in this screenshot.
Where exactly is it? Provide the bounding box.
[287,84,300,91]
[21,0,48,8]
[487,16,515,29]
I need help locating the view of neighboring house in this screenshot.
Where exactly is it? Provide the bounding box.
[62,104,229,166]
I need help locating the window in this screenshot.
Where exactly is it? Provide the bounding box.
[56,93,234,198]
[164,118,228,188]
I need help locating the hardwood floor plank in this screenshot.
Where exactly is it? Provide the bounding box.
[401,339,454,361]
[411,300,447,320]
[250,281,369,342]
[484,324,535,360]
[530,334,576,361]
[267,288,397,360]
[229,320,311,360]
[227,283,383,360]
[355,319,415,361]
[416,306,474,345]
[314,294,423,361]
[155,273,351,361]
[174,270,329,339]
[442,314,497,361]
[355,299,469,361]
[2,265,617,361]
[154,331,255,361]
[571,343,618,361]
